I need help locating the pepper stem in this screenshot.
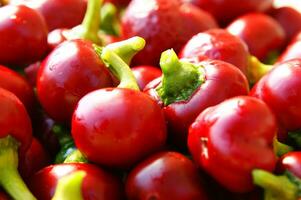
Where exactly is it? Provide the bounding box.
[252,169,298,200]
[64,149,88,163]
[273,137,294,157]
[0,136,36,200]
[100,3,120,36]
[156,49,205,106]
[52,171,86,200]
[67,0,103,45]
[247,55,274,85]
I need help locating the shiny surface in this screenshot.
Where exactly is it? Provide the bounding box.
[122,0,218,66]
[126,151,208,200]
[0,5,48,66]
[0,88,32,154]
[179,29,249,75]
[278,32,301,63]
[29,163,124,200]
[145,59,249,148]
[188,96,277,192]
[37,39,113,123]
[0,65,35,111]
[278,152,301,178]
[250,59,301,131]
[72,88,167,168]
[132,65,162,90]
[185,0,273,25]
[227,13,285,61]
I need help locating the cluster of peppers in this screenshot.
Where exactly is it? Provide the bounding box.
[0,0,301,199]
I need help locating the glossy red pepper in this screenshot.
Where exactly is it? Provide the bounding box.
[179,29,249,75]
[226,13,285,61]
[131,65,162,90]
[145,50,249,148]
[184,0,273,25]
[126,151,209,200]
[121,0,218,66]
[250,59,301,132]
[37,39,113,123]
[278,151,301,178]
[29,163,124,200]
[0,88,36,199]
[104,0,130,7]
[10,0,87,31]
[0,5,48,67]
[188,96,277,192]
[277,32,301,63]
[0,65,35,111]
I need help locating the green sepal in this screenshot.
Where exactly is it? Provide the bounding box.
[273,137,294,157]
[156,49,205,106]
[64,149,88,164]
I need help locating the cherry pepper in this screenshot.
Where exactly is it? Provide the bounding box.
[188,96,277,193]
[252,152,301,200]
[131,65,162,90]
[72,40,167,169]
[277,32,301,63]
[28,163,124,200]
[126,151,209,200]
[144,49,249,148]
[0,88,36,200]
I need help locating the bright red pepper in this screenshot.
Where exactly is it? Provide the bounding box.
[126,151,209,200]
[277,32,301,63]
[29,163,124,200]
[131,65,162,90]
[188,96,277,192]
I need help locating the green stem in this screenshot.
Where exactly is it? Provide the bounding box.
[64,149,88,163]
[100,3,120,36]
[247,55,274,85]
[156,49,205,106]
[273,137,294,157]
[104,36,146,65]
[252,169,299,200]
[67,0,103,45]
[52,171,86,200]
[0,136,36,200]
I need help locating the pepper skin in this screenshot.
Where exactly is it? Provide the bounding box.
[250,59,301,132]
[188,96,277,193]
[121,0,218,66]
[184,0,273,25]
[0,5,48,67]
[126,151,209,200]
[278,152,301,179]
[226,13,285,61]
[131,65,162,90]
[28,163,124,200]
[0,65,35,111]
[37,39,113,123]
[145,58,249,148]
[72,88,167,168]
[179,29,249,75]
[277,32,301,63]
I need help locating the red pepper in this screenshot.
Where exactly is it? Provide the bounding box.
[277,32,301,63]
[0,88,36,199]
[121,0,218,66]
[72,40,167,168]
[131,65,162,90]
[29,163,124,200]
[188,96,277,192]
[226,13,285,61]
[0,5,48,67]
[126,151,209,200]
[145,49,249,148]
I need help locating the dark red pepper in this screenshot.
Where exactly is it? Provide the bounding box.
[188,96,277,193]
[29,163,124,200]
[145,49,249,148]
[126,151,209,200]
[0,5,48,67]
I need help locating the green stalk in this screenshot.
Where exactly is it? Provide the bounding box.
[0,136,36,200]
[67,0,103,45]
[247,55,274,85]
[52,171,86,200]
[252,169,299,200]
[64,149,88,163]
[273,137,294,157]
[100,3,120,36]
[156,49,205,105]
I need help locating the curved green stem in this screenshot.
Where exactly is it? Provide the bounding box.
[52,171,86,200]
[252,169,299,200]
[156,49,205,106]
[100,3,120,36]
[273,137,294,157]
[64,149,88,163]
[67,0,103,45]
[247,55,274,85]
[0,136,36,200]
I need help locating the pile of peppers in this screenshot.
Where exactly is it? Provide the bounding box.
[0,0,301,199]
